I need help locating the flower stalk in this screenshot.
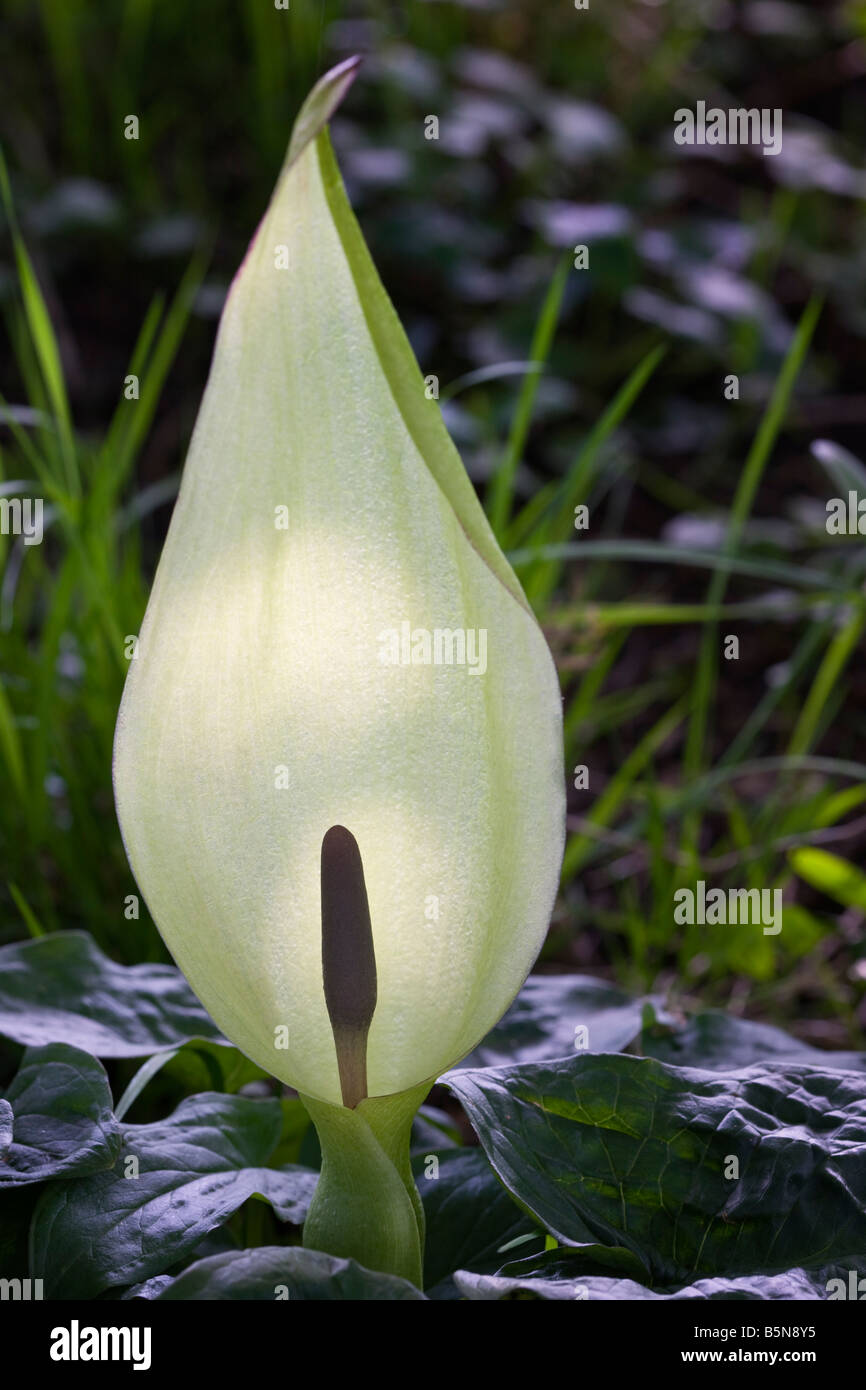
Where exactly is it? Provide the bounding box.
[300,1084,428,1288]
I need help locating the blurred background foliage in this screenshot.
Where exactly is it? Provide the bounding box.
[1,0,866,1048]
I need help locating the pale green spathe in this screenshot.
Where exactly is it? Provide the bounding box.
[113,62,565,1108]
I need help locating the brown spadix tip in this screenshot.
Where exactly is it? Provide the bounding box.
[320,825,378,1109]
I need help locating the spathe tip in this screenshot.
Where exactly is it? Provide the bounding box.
[286,56,363,169]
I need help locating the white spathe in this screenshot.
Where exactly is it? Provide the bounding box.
[113,63,565,1107]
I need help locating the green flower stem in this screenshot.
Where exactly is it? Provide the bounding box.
[299,1081,429,1288]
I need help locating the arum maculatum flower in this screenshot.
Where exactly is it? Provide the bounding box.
[113,58,565,1287]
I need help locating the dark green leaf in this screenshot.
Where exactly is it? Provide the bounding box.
[460,973,658,1068]
[0,1188,41,1276]
[151,1246,427,1300]
[0,1044,120,1186]
[0,931,224,1056]
[455,1267,588,1300]
[497,1242,649,1283]
[123,1274,175,1300]
[447,1053,866,1286]
[455,1253,866,1300]
[413,1148,541,1297]
[644,1011,866,1073]
[31,1092,318,1297]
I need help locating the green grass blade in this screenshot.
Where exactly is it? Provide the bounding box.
[8,881,46,938]
[552,596,828,627]
[525,344,666,603]
[100,292,165,471]
[0,680,26,800]
[486,254,570,537]
[719,618,830,768]
[680,295,823,857]
[510,537,847,593]
[97,250,206,506]
[0,146,78,496]
[787,602,866,757]
[562,630,626,748]
[562,698,687,880]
